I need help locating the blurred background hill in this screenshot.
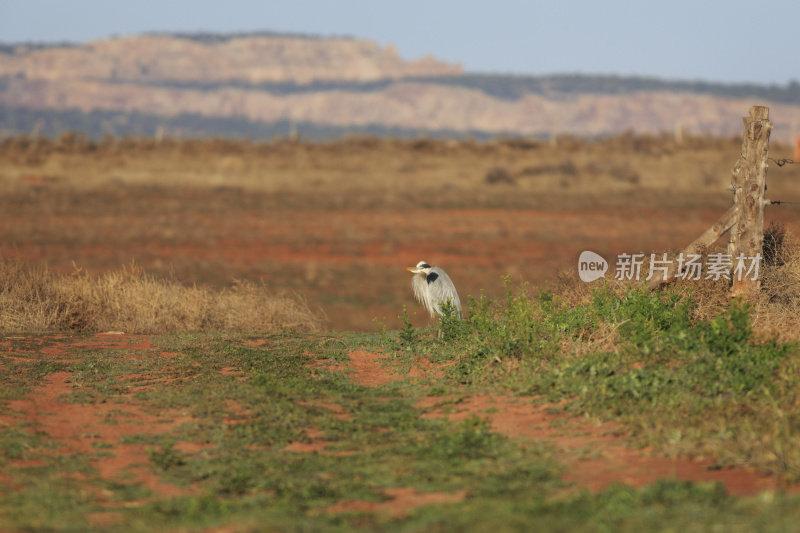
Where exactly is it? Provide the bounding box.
[2,31,800,141]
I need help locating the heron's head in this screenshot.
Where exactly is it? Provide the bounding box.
[406,261,431,274]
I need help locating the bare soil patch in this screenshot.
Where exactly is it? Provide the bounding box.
[221,399,252,426]
[220,365,248,382]
[0,334,201,502]
[0,370,194,499]
[323,487,468,518]
[344,350,401,387]
[308,350,449,387]
[298,400,352,420]
[284,428,354,457]
[420,394,795,497]
[326,348,795,497]
[37,333,155,362]
[307,350,401,387]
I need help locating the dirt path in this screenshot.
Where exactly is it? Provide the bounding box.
[418,394,788,497]
[0,334,199,504]
[321,488,468,518]
[331,349,796,498]
[3,335,795,525]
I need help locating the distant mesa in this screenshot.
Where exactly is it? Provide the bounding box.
[0,31,462,85]
[1,32,800,141]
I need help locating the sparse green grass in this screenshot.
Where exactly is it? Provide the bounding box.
[398,279,800,482]
[2,313,800,531]
[0,332,561,531]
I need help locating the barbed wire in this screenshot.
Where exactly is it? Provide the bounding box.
[765,156,799,205]
[769,157,795,167]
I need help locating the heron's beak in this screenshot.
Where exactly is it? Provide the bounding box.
[406,267,420,273]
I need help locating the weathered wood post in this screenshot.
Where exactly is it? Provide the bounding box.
[729,106,772,296]
[647,106,772,293]
[646,205,739,290]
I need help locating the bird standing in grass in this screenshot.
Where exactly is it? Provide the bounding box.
[406,261,462,320]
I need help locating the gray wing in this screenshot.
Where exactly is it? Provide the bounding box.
[411,273,436,317]
[427,267,462,319]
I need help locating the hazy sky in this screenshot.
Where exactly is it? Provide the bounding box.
[2,0,799,85]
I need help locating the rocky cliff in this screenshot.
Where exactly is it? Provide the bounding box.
[0,33,462,84]
[1,33,799,141]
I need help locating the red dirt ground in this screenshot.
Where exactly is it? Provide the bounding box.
[3,335,796,520]
[419,394,792,497]
[283,427,355,457]
[298,400,352,420]
[307,350,449,386]
[0,334,201,504]
[331,350,797,498]
[322,487,468,518]
[5,204,799,330]
[1,370,195,499]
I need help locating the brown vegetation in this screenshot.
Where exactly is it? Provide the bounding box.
[2,134,800,331]
[0,260,321,333]
[753,225,800,342]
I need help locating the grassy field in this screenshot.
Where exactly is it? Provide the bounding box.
[3,285,800,531]
[3,133,800,530]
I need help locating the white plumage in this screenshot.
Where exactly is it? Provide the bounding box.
[406,261,462,319]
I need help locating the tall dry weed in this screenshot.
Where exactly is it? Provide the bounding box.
[658,225,800,342]
[0,261,322,333]
[752,226,800,342]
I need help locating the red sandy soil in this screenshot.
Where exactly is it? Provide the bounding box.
[419,394,792,497]
[327,350,797,499]
[0,334,203,504]
[283,427,355,457]
[243,339,272,347]
[221,399,252,426]
[1,333,161,363]
[6,204,799,331]
[333,350,402,387]
[3,335,796,522]
[308,350,449,386]
[220,366,249,382]
[0,370,195,499]
[322,487,468,518]
[298,400,352,420]
[306,350,399,387]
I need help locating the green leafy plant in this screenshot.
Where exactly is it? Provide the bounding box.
[397,305,418,348]
[439,299,469,342]
[148,440,186,471]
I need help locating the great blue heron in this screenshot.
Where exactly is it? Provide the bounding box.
[406,261,462,319]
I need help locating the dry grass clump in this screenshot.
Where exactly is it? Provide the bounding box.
[549,226,800,345]
[752,225,800,342]
[673,277,731,324]
[0,261,322,334]
[657,223,800,343]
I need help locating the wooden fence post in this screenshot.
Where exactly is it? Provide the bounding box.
[648,105,771,293]
[730,106,772,296]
